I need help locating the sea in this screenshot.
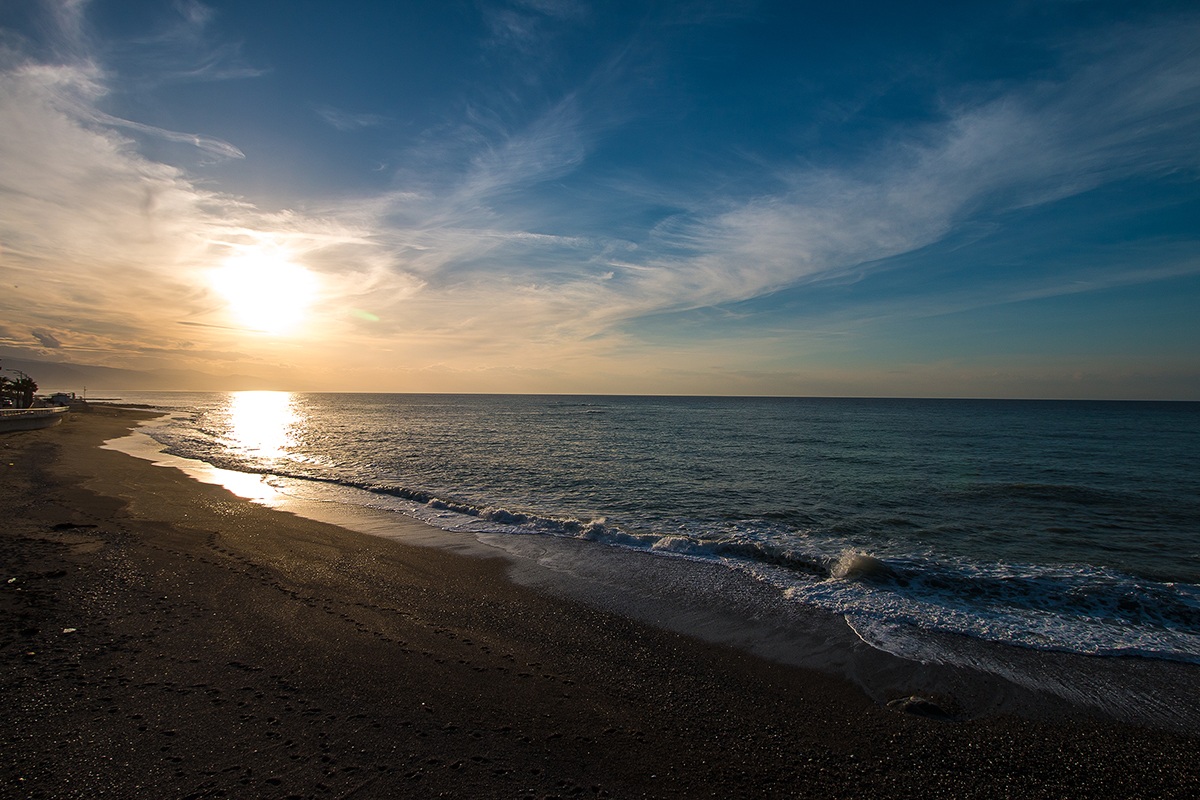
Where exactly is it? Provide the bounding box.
[105,392,1200,727]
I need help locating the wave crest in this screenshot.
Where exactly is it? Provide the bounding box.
[831,551,892,581]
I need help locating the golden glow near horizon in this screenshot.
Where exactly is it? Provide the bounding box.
[225,390,298,461]
[211,247,319,335]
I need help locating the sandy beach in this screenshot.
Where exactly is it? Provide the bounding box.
[2,405,1197,798]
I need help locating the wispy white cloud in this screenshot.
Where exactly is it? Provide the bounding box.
[309,11,1200,371]
[94,108,245,159]
[314,104,388,132]
[595,13,1200,317]
[458,93,588,201]
[46,0,90,60]
[117,0,266,86]
[481,0,588,51]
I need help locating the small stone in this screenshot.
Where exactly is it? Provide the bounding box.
[886,695,953,720]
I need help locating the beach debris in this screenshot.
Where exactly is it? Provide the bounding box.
[886,695,954,720]
[62,628,77,634]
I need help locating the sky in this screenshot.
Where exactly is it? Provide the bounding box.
[1,0,1198,398]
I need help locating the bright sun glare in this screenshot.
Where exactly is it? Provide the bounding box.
[227,390,297,460]
[212,248,319,335]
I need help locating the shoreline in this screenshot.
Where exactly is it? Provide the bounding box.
[3,405,1198,797]
[108,403,1200,735]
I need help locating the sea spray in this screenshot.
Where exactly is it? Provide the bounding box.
[831,551,892,581]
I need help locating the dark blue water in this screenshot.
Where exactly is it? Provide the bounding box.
[118,392,1200,663]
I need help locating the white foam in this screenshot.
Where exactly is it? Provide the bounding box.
[785,556,1200,663]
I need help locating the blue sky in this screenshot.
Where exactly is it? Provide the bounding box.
[1,0,1198,396]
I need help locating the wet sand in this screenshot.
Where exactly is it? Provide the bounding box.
[2,405,1197,798]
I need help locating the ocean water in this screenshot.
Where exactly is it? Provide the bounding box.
[111,392,1200,670]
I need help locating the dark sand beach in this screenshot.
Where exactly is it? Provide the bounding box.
[3,406,1198,798]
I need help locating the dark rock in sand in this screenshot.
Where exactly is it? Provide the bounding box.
[887,695,955,720]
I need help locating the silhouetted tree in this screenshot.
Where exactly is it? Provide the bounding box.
[11,375,38,408]
[1,363,38,408]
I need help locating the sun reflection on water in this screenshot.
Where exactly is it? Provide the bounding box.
[225,391,299,461]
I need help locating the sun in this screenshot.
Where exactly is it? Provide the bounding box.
[211,247,319,335]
